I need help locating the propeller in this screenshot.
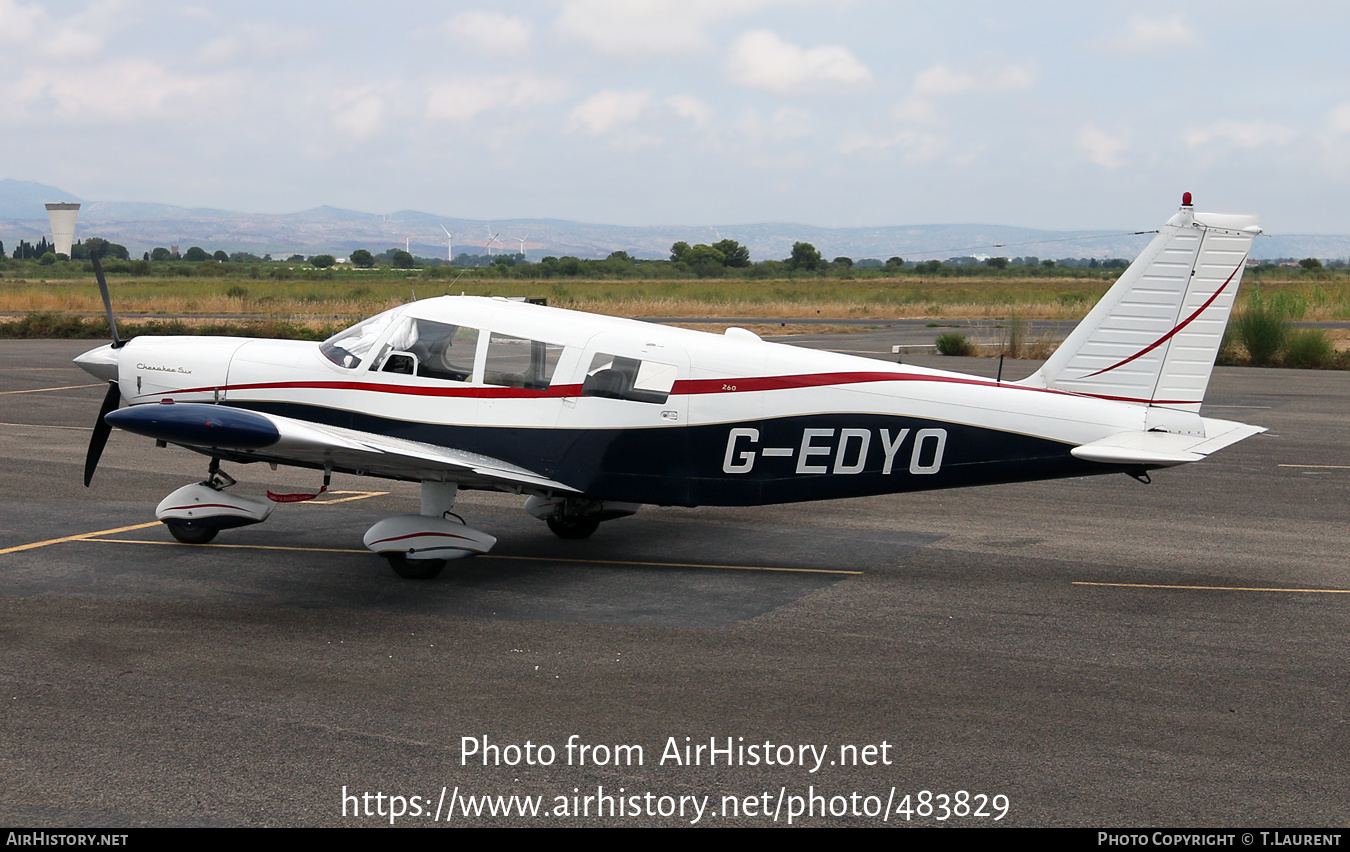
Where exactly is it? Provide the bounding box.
[91,251,123,349]
[84,380,121,486]
[84,249,124,486]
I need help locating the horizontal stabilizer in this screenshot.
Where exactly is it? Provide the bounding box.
[1072,418,1266,467]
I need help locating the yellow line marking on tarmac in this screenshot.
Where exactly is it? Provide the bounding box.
[484,554,862,575]
[84,538,860,575]
[1279,464,1350,470]
[1074,581,1350,594]
[0,522,161,555]
[92,539,366,554]
[0,492,384,555]
[0,421,88,430]
[0,383,102,395]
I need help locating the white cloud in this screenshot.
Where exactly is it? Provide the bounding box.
[37,26,102,59]
[179,6,217,25]
[665,94,713,128]
[197,24,310,65]
[1077,125,1127,169]
[726,30,871,95]
[556,0,777,60]
[1104,15,1200,54]
[771,106,812,137]
[891,96,940,126]
[568,89,652,136]
[332,89,386,140]
[0,0,111,59]
[446,11,531,55]
[837,129,946,163]
[735,106,813,143]
[1327,103,1350,135]
[13,59,228,122]
[912,62,1036,97]
[425,76,569,122]
[1182,121,1296,149]
[0,0,45,42]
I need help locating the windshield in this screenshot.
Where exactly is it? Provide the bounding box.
[320,309,400,369]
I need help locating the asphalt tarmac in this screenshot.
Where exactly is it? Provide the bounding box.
[1,337,1347,827]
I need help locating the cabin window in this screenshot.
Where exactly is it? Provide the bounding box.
[582,353,677,404]
[373,319,478,381]
[483,333,563,390]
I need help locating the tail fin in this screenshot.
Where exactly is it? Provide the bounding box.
[1021,195,1261,414]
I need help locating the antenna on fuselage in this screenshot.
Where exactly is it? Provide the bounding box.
[444,270,467,295]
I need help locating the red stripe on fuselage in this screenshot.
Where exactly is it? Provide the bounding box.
[158,371,1201,407]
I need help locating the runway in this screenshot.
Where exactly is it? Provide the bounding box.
[1,338,1347,826]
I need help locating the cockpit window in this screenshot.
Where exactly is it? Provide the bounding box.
[320,311,399,369]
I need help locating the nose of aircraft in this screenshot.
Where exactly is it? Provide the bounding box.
[74,343,121,381]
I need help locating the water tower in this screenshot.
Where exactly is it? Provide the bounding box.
[45,202,81,257]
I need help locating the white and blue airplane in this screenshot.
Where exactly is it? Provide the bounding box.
[74,195,1265,578]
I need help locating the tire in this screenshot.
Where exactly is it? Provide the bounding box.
[546,515,600,540]
[384,553,447,580]
[165,521,218,545]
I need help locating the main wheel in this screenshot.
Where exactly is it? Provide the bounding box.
[384,553,447,580]
[547,515,600,540]
[165,521,218,545]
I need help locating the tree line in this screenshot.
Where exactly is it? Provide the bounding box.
[3,233,1337,281]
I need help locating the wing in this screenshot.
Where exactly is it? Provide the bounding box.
[105,402,580,494]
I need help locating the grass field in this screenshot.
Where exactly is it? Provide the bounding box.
[3,264,1348,367]
[2,267,1348,324]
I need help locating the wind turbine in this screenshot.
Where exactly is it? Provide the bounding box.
[513,234,529,260]
[403,234,416,254]
[483,225,500,261]
[441,225,454,263]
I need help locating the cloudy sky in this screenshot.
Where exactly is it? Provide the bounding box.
[3,0,1348,234]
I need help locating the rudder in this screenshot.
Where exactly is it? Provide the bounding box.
[1021,195,1262,414]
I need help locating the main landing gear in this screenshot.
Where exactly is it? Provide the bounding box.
[362,481,496,580]
[547,515,600,540]
[525,496,640,540]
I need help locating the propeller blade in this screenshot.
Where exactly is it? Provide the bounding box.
[84,381,121,487]
[90,253,123,349]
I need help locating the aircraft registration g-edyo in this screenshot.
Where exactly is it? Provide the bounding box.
[75,194,1264,578]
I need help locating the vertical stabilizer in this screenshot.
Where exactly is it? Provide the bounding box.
[1021,195,1261,413]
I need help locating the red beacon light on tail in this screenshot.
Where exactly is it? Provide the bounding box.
[1182,191,1193,207]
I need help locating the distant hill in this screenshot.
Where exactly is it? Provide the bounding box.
[1,178,1346,262]
[0,179,82,219]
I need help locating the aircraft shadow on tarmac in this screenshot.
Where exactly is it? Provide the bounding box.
[3,501,942,628]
